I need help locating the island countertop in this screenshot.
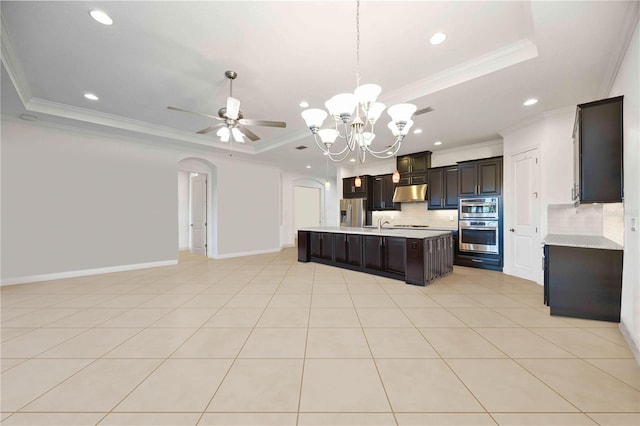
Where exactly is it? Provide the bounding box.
[299,226,453,239]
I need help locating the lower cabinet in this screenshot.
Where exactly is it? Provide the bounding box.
[363,235,405,277]
[544,244,623,322]
[299,230,453,286]
[363,235,384,271]
[334,233,362,267]
[310,232,332,261]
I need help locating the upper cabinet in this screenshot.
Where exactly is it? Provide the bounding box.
[427,165,458,210]
[458,156,502,196]
[372,174,400,211]
[572,96,623,204]
[396,151,431,186]
[343,175,372,199]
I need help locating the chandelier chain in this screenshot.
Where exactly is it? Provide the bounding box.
[300,0,417,166]
[356,0,360,87]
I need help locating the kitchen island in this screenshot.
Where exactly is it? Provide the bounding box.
[298,227,453,286]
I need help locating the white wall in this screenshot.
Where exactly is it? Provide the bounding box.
[177,171,190,250]
[213,159,281,256]
[1,119,178,283]
[609,19,640,360]
[502,108,575,283]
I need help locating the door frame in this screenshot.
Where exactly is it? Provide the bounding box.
[503,145,542,284]
[178,157,218,258]
[189,173,207,255]
[291,178,329,244]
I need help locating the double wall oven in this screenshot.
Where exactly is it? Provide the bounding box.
[458,197,499,255]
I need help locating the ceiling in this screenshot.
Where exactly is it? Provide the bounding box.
[1,1,638,178]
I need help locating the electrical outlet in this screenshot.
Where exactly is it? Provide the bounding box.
[632,217,637,232]
[449,215,454,221]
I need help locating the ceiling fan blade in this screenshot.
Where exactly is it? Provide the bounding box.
[167,106,223,120]
[414,106,434,116]
[238,119,287,128]
[196,124,224,134]
[237,125,260,142]
[226,97,240,120]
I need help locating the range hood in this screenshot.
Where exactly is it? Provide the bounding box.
[392,184,428,203]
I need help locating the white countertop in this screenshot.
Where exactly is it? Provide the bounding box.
[542,234,623,250]
[299,226,453,239]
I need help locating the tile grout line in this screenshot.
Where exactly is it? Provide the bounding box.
[196,259,289,425]
[295,262,315,426]
[347,273,399,426]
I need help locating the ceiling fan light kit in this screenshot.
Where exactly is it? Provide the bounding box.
[300,0,418,165]
[167,70,286,144]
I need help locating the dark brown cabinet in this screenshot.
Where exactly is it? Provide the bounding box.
[384,237,406,275]
[372,174,400,211]
[300,229,453,286]
[334,233,362,267]
[544,244,622,322]
[396,151,431,186]
[458,157,502,196]
[342,175,371,199]
[310,232,332,260]
[427,166,458,209]
[363,235,405,277]
[298,231,310,262]
[572,96,623,203]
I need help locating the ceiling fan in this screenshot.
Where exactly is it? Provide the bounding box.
[167,70,286,143]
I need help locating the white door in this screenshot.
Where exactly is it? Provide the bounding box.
[511,149,539,281]
[294,186,321,232]
[190,174,207,255]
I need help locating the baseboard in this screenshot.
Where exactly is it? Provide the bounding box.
[620,320,640,366]
[281,243,296,249]
[213,247,282,259]
[1,259,178,286]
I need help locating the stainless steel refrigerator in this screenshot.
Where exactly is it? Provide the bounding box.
[340,199,371,227]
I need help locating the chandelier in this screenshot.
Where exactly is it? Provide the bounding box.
[301,0,417,172]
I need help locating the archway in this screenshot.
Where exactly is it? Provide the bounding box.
[178,157,218,258]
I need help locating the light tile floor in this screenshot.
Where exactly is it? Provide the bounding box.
[1,249,639,425]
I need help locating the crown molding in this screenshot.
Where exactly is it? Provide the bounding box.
[380,38,539,106]
[252,127,311,154]
[24,97,256,155]
[1,112,294,173]
[499,105,575,137]
[599,1,640,98]
[0,13,32,105]
[432,138,504,156]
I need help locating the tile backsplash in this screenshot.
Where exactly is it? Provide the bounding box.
[372,202,458,230]
[547,202,624,245]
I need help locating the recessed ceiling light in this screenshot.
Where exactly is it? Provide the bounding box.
[299,101,309,108]
[349,158,356,163]
[323,152,329,156]
[89,10,113,26]
[306,165,311,169]
[429,32,447,45]
[434,141,442,146]
[387,151,394,155]
[413,129,422,134]
[84,93,99,101]
[523,98,538,106]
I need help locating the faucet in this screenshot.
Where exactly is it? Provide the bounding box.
[377,218,390,230]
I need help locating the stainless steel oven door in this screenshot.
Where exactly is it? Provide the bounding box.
[459,197,499,219]
[459,220,499,254]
